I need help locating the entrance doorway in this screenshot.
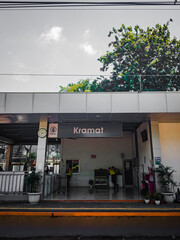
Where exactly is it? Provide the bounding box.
[44,138,140,200]
[124,160,134,187]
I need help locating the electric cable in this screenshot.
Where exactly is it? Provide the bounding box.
[0,0,179,9]
[0,73,179,77]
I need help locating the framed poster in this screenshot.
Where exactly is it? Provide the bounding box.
[66,160,80,174]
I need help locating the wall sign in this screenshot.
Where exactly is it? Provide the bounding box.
[58,123,122,138]
[48,123,58,138]
[155,157,161,165]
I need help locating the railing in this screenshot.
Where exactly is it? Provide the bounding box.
[0,171,25,194]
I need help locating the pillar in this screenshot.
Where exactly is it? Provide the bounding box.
[5,145,12,171]
[150,121,162,192]
[36,115,48,193]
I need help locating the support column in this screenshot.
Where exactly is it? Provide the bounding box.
[36,115,48,194]
[150,121,162,192]
[5,145,12,171]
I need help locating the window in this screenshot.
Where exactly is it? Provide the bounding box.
[66,160,80,174]
[46,144,61,174]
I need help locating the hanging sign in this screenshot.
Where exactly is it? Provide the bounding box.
[58,123,122,138]
[48,123,58,138]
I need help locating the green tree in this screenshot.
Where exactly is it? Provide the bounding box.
[59,21,180,92]
[98,21,180,91]
[59,79,91,92]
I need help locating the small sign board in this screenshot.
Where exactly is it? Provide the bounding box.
[155,157,161,165]
[48,123,58,138]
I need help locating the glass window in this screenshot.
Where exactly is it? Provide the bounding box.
[0,144,7,171]
[46,144,61,174]
[66,160,80,174]
[11,145,37,171]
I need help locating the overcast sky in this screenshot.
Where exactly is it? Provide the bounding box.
[0,2,180,92]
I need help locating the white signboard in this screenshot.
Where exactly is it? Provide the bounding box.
[48,123,58,138]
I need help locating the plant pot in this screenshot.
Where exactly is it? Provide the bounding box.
[155,200,160,205]
[162,192,175,204]
[28,192,41,204]
[144,199,150,204]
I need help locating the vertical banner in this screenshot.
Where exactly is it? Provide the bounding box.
[48,123,58,138]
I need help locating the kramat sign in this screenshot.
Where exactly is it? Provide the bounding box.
[74,127,104,135]
[59,123,122,138]
[48,123,58,138]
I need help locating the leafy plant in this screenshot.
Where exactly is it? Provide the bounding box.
[153,192,163,201]
[156,164,176,192]
[25,171,42,193]
[89,179,94,185]
[145,192,150,200]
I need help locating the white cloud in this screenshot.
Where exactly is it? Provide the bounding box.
[80,42,97,56]
[40,26,64,44]
[84,29,90,38]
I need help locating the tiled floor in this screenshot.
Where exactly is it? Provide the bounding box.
[44,187,143,200]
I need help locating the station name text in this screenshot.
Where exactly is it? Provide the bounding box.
[73,127,104,135]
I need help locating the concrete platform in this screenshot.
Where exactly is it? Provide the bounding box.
[0,200,180,238]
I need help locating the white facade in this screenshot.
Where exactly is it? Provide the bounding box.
[0,92,180,197]
[159,123,180,187]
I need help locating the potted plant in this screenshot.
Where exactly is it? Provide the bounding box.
[88,179,94,189]
[149,193,154,204]
[156,164,176,203]
[153,192,162,205]
[25,171,42,204]
[144,192,150,204]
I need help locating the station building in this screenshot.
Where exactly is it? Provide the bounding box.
[0,92,180,200]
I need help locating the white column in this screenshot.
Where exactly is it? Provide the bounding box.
[36,115,48,192]
[150,121,162,192]
[150,121,162,165]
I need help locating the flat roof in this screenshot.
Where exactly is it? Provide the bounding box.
[0,92,180,114]
[0,92,180,144]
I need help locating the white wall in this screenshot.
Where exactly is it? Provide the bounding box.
[159,123,180,188]
[136,122,152,183]
[63,132,135,187]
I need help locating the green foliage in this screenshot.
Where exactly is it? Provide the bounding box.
[25,171,42,193]
[153,192,163,201]
[29,152,36,160]
[156,164,176,192]
[145,192,150,200]
[98,22,180,92]
[59,21,180,92]
[59,79,91,92]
